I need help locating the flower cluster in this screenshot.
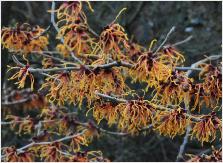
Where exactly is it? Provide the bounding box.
[154,108,189,138]
[55,1,95,56]
[57,22,95,56]
[1,23,48,54]
[94,23,130,60]
[193,64,222,110]
[1,1,222,162]
[130,52,174,89]
[191,111,222,145]
[153,70,193,105]
[2,146,34,162]
[41,66,125,106]
[55,1,93,25]
[92,98,155,134]
[92,101,119,126]
[8,64,35,91]
[5,115,35,135]
[187,147,222,162]
[160,46,185,66]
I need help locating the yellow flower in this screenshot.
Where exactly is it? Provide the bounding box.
[94,23,129,60]
[199,64,221,108]
[2,146,34,162]
[56,44,70,58]
[1,23,48,54]
[58,23,95,55]
[116,99,155,134]
[42,58,55,69]
[191,112,222,145]
[153,70,193,106]
[91,102,119,126]
[130,52,172,89]
[39,142,64,162]
[40,72,70,106]
[8,64,35,91]
[190,64,221,111]
[5,115,34,135]
[70,135,88,152]
[54,1,93,25]
[154,108,190,138]
[161,46,185,65]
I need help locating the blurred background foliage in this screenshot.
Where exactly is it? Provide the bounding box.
[1,1,222,161]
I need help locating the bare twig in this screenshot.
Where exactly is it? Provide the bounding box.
[91,61,133,69]
[95,91,127,103]
[19,129,87,153]
[31,51,77,65]
[11,54,205,75]
[172,35,193,47]
[87,27,99,38]
[153,26,176,55]
[197,145,221,156]
[176,121,192,161]
[12,55,79,73]
[1,129,86,160]
[175,67,201,71]
[1,116,128,136]
[2,98,31,106]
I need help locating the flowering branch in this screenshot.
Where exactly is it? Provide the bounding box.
[11,54,218,75]
[31,25,51,40]
[22,130,86,153]
[1,129,87,160]
[2,98,31,106]
[95,91,201,122]
[50,1,83,65]
[175,54,216,161]
[186,55,222,76]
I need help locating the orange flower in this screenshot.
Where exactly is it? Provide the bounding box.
[40,142,64,162]
[91,102,119,126]
[1,23,48,54]
[190,64,222,111]
[42,58,55,68]
[58,23,95,55]
[154,108,190,138]
[2,146,34,162]
[116,99,155,134]
[191,112,222,145]
[56,44,70,58]
[70,135,88,152]
[161,46,185,65]
[153,70,193,106]
[55,2,95,56]
[69,151,88,162]
[5,115,35,135]
[126,42,145,63]
[186,146,222,162]
[55,1,93,25]
[40,72,70,105]
[8,63,35,91]
[199,64,222,108]
[94,23,129,60]
[130,52,174,89]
